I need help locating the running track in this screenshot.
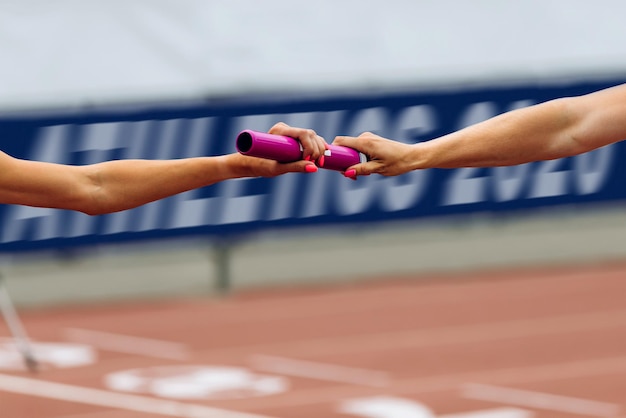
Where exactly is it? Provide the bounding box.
[1,262,626,417]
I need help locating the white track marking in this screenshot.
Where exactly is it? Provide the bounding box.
[0,373,273,418]
[219,355,626,411]
[53,411,136,418]
[338,396,531,418]
[441,407,533,418]
[65,328,189,360]
[339,395,435,417]
[250,354,390,387]
[461,383,621,417]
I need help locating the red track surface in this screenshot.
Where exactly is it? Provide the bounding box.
[2,262,626,417]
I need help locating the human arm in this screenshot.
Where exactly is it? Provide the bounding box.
[0,123,325,215]
[333,83,626,177]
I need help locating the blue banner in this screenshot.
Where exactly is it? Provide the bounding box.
[1,79,626,252]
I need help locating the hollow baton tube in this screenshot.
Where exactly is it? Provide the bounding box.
[236,130,366,171]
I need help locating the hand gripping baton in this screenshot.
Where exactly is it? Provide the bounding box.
[236,130,367,171]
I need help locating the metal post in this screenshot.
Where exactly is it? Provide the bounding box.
[0,272,38,372]
[213,240,232,294]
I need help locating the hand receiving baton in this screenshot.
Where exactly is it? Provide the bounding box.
[236,130,367,171]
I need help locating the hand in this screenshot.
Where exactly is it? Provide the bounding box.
[226,123,328,178]
[268,122,327,164]
[333,132,417,179]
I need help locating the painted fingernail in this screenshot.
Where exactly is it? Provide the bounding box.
[344,169,356,178]
[304,155,311,161]
[319,155,325,167]
[305,164,318,173]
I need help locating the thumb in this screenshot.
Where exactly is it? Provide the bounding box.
[281,161,319,174]
[333,135,361,150]
[343,160,381,179]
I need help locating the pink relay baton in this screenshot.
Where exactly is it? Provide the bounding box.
[236,130,367,171]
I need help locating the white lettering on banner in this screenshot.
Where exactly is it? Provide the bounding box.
[32,124,73,163]
[528,159,568,198]
[300,169,334,218]
[493,164,531,202]
[267,174,299,220]
[336,176,377,215]
[1,206,59,242]
[77,122,124,163]
[218,179,265,224]
[574,145,614,195]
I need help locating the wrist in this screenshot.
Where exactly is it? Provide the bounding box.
[211,154,244,181]
[407,142,432,171]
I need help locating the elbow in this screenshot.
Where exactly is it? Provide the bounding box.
[72,186,113,216]
[76,167,115,216]
[74,198,110,216]
[80,205,109,217]
[550,98,596,158]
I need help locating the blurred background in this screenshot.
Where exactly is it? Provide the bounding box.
[2,0,626,306]
[2,2,626,417]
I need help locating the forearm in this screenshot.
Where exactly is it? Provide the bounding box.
[83,156,237,214]
[4,154,249,215]
[414,98,586,169]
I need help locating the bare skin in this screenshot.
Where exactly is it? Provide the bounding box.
[0,122,325,215]
[333,83,626,178]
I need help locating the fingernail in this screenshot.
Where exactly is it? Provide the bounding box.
[344,169,356,177]
[304,155,311,161]
[305,164,318,173]
[319,155,325,167]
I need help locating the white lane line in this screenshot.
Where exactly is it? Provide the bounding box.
[65,328,189,360]
[0,373,273,418]
[53,411,134,418]
[250,354,390,387]
[441,407,533,418]
[199,309,626,360]
[223,355,626,411]
[461,383,621,417]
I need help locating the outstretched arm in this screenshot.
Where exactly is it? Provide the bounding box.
[333,83,626,177]
[0,123,325,215]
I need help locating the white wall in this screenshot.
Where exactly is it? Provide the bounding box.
[2,0,626,110]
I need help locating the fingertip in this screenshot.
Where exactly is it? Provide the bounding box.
[305,164,318,173]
